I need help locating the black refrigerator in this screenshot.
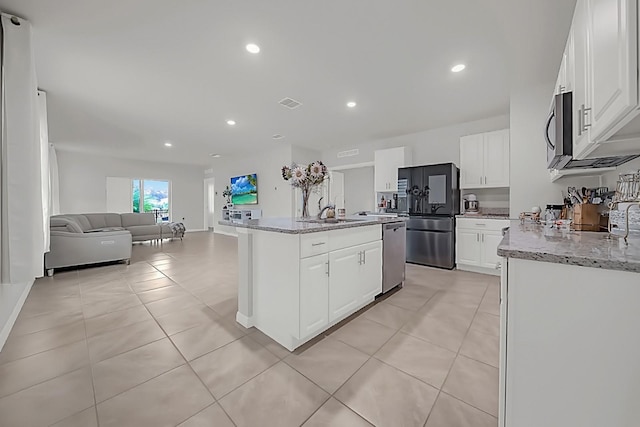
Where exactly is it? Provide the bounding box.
[398,163,460,269]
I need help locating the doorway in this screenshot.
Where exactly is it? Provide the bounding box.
[204,177,215,231]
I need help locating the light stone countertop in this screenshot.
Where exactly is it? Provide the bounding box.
[456,214,512,220]
[498,220,640,273]
[219,216,406,234]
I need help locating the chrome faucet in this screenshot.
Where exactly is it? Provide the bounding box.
[317,204,334,219]
[317,197,335,219]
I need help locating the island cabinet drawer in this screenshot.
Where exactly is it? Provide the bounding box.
[457,218,509,231]
[300,233,330,258]
[328,225,382,252]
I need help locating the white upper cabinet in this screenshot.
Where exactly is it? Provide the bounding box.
[573,0,592,157]
[556,27,575,95]
[483,130,511,187]
[460,134,484,188]
[460,129,510,189]
[374,147,412,192]
[561,0,640,159]
[587,0,638,143]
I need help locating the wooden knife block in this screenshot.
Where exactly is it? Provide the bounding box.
[573,204,601,231]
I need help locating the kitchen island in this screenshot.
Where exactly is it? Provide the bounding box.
[497,222,640,427]
[219,217,403,351]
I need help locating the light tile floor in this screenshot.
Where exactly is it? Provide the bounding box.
[0,232,500,427]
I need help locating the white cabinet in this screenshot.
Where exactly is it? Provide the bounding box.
[556,28,574,96]
[460,134,484,188]
[456,219,510,275]
[460,129,510,189]
[559,0,640,159]
[359,241,383,302]
[500,258,640,426]
[242,224,382,350]
[328,246,361,322]
[328,240,382,322]
[456,230,482,266]
[480,230,504,269]
[572,0,592,158]
[483,131,511,188]
[299,254,329,338]
[587,0,637,143]
[374,147,412,192]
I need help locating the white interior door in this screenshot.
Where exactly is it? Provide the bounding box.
[328,171,345,209]
[204,178,215,230]
[106,177,132,213]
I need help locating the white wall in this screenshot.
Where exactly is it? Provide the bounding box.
[322,114,510,168]
[206,144,297,235]
[57,150,205,230]
[343,166,375,214]
[509,82,600,215]
[602,157,640,189]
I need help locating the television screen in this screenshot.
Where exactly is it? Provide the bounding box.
[230,174,258,205]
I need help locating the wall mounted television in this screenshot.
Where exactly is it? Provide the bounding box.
[230,174,258,205]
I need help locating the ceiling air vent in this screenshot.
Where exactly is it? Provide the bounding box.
[337,149,359,158]
[272,134,284,140]
[279,97,302,109]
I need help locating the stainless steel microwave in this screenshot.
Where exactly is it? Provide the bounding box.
[546,92,639,169]
[546,92,573,169]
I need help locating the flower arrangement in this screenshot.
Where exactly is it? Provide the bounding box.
[222,185,232,204]
[282,161,328,217]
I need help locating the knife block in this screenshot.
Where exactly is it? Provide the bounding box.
[573,204,601,231]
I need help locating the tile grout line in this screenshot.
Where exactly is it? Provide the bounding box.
[141,259,241,427]
[423,279,496,427]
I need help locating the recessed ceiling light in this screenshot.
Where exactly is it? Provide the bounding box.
[272,134,284,140]
[226,120,236,126]
[246,43,260,54]
[451,64,466,73]
[164,142,172,147]
[346,101,357,108]
[209,153,221,158]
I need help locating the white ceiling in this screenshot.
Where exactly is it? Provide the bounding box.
[0,0,575,165]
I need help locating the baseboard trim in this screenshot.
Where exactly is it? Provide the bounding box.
[456,264,500,276]
[236,311,254,328]
[0,280,34,352]
[214,230,238,237]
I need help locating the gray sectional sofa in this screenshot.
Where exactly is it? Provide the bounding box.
[45,213,185,275]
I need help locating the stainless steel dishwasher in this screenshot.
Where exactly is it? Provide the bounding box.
[382,221,406,293]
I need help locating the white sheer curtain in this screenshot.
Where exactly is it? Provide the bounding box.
[0,14,45,283]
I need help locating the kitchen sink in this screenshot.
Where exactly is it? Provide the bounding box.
[297,218,364,224]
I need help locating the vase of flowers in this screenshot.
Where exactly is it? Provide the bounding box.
[282,161,328,218]
[222,186,232,205]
